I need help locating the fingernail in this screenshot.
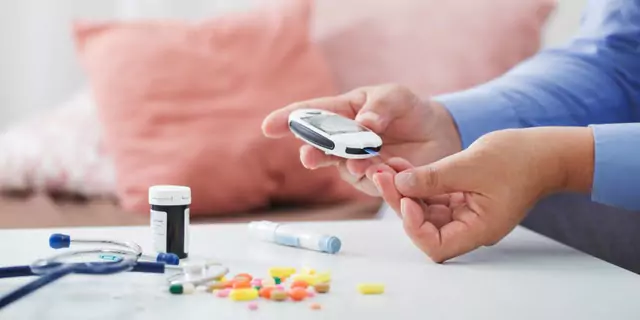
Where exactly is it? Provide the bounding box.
[395,172,416,188]
[400,198,407,218]
[355,112,381,125]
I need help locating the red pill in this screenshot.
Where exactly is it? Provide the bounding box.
[289,288,307,301]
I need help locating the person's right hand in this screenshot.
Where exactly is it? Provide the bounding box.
[261,84,462,197]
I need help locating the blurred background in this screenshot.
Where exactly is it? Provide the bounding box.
[0,0,585,129]
[0,0,587,230]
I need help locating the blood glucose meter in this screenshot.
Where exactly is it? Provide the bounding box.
[288,109,382,159]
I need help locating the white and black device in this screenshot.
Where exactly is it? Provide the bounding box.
[288,109,382,159]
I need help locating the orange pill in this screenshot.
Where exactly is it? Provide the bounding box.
[259,286,275,299]
[289,288,307,301]
[233,281,251,289]
[310,303,322,310]
[223,280,235,288]
[291,280,309,289]
[235,273,253,281]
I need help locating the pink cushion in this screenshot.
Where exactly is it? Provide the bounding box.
[74,0,366,216]
[312,0,556,97]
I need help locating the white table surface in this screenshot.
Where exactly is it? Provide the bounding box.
[0,218,639,320]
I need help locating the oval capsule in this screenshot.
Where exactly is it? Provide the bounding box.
[357,283,385,294]
[230,288,259,301]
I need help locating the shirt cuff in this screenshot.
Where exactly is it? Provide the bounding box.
[433,86,522,149]
[589,123,640,211]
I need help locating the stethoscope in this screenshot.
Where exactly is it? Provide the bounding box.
[0,233,229,310]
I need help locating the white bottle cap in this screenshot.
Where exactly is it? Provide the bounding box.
[149,185,191,206]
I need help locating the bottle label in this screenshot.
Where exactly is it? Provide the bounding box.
[151,209,167,253]
[184,208,190,253]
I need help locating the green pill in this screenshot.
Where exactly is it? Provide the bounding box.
[169,284,184,294]
[274,277,281,284]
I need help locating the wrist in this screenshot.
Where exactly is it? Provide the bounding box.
[429,100,463,155]
[531,127,594,195]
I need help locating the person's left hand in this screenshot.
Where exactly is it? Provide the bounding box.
[371,127,595,263]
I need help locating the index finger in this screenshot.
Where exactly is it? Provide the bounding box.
[261,90,366,138]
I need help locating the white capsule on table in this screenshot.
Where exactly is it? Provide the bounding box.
[182,283,196,294]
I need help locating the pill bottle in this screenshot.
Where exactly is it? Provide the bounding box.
[149,185,191,259]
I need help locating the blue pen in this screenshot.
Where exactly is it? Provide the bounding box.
[247,221,342,254]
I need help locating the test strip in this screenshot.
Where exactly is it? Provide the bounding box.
[363,148,379,156]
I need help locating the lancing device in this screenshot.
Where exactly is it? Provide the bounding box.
[288,108,382,159]
[248,221,342,254]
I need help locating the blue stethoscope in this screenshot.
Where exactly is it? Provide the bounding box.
[0,233,228,310]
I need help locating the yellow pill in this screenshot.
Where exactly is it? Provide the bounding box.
[357,283,385,294]
[269,267,296,278]
[229,288,259,301]
[315,272,331,284]
[301,267,316,275]
[291,274,317,286]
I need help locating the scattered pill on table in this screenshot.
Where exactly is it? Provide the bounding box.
[357,283,385,294]
[289,288,308,301]
[207,282,227,292]
[291,274,316,285]
[216,289,231,298]
[259,286,275,299]
[302,267,316,275]
[248,302,259,310]
[182,283,196,294]
[269,267,296,279]
[233,281,251,289]
[291,280,309,289]
[251,278,262,287]
[273,276,282,284]
[313,282,330,294]
[235,273,253,281]
[315,272,331,284]
[310,303,322,310]
[169,284,183,294]
[307,291,315,298]
[275,285,284,290]
[230,288,259,301]
[270,290,288,301]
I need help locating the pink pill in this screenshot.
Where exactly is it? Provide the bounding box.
[307,291,315,298]
[216,289,230,298]
[275,285,284,290]
[248,302,258,310]
[251,279,262,286]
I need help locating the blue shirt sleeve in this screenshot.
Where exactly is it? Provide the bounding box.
[433,0,640,210]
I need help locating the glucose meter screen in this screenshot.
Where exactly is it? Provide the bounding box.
[303,114,367,135]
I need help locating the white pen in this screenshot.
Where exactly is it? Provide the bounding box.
[247,221,342,254]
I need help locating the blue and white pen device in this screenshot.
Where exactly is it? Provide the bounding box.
[248,221,342,254]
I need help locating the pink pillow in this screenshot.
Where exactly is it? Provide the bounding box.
[312,0,556,97]
[74,0,366,216]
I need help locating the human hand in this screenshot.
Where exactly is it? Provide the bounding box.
[261,84,462,196]
[372,127,595,263]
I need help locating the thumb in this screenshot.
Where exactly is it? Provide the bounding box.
[353,88,408,133]
[394,152,472,198]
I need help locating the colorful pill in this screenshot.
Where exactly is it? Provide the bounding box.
[270,290,288,301]
[315,272,331,284]
[233,281,251,289]
[301,267,316,275]
[291,280,309,289]
[310,303,322,310]
[314,282,330,294]
[259,286,275,299]
[261,278,276,287]
[182,283,195,294]
[289,288,307,301]
[248,302,258,310]
[235,273,253,281]
[275,285,284,290]
[357,283,385,294]
[269,267,296,278]
[251,279,262,287]
[291,274,316,285]
[216,289,231,298]
[169,284,183,294]
[230,288,259,301]
[273,276,282,284]
[307,291,315,298]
